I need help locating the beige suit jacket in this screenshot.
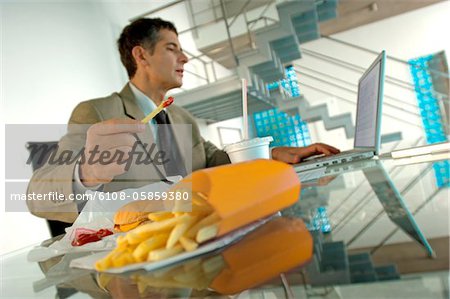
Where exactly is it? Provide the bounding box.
[27,84,230,223]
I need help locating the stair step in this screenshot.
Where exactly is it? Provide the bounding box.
[351,272,378,283]
[297,30,321,44]
[173,76,274,122]
[252,0,317,61]
[270,37,302,63]
[317,0,339,22]
[375,265,401,281]
[348,252,373,264]
[321,241,349,272]
[348,252,378,283]
[192,0,338,70]
[381,132,403,143]
[291,9,320,44]
[270,35,299,49]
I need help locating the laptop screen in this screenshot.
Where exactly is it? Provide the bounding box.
[354,52,384,150]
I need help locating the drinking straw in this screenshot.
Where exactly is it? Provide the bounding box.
[242,78,248,140]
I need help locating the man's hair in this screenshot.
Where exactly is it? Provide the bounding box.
[118,18,178,78]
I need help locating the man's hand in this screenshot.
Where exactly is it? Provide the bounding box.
[271,143,340,164]
[80,119,145,186]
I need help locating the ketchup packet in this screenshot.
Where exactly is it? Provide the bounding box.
[71,228,113,247]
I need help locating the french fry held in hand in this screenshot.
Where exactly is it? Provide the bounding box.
[95,192,219,271]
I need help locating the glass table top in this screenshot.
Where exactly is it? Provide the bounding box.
[1,153,449,298]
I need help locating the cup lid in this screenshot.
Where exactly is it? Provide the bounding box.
[223,136,273,152]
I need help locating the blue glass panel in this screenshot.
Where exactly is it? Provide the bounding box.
[266,65,301,97]
[409,54,448,188]
[307,206,332,233]
[253,107,312,148]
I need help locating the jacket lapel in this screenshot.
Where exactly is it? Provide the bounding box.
[120,84,145,121]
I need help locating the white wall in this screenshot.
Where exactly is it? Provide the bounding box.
[1,1,127,254]
[197,117,244,149]
[3,2,124,124]
[0,0,232,254]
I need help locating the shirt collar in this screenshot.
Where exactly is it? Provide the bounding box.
[129,82,157,116]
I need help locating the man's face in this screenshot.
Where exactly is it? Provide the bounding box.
[143,29,188,90]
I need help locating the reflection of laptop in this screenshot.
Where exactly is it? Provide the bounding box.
[298,159,379,183]
[363,161,434,257]
[295,51,386,173]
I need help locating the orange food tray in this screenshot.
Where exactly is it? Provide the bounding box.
[174,159,301,237]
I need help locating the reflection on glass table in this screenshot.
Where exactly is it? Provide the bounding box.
[284,153,448,291]
[98,217,312,298]
[1,217,313,298]
[1,153,448,298]
[362,161,434,257]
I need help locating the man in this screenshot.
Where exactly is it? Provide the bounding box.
[27,18,339,223]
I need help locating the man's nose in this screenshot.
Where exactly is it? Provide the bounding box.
[180,52,188,63]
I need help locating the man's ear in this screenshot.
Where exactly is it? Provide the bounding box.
[131,46,149,67]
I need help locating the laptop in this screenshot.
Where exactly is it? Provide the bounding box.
[362,161,434,257]
[294,50,386,173]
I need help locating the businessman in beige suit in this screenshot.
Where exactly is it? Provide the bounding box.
[27,18,339,223]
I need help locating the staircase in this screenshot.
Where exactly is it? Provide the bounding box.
[279,94,355,138]
[170,0,418,148]
[174,0,355,131]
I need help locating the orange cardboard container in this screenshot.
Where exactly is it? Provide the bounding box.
[177,159,301,237]
[210,217,313,294]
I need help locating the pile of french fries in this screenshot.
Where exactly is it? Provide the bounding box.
[95,192,221,271]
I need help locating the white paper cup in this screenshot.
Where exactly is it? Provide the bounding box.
[224,136,274,163]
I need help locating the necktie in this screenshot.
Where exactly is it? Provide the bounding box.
[153,110,187,177]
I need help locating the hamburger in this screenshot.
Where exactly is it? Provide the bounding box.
[114,201,155,232]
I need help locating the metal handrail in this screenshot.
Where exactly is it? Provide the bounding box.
[183,49,208,64]
[301,48,415,88]
[295,81,423,128]
[228,0,252,27]
[293,64,420,109]
[129,0,185,22]
[323,35,450,79]
[248,1,277,30]
[187,0,221,17]
[295,70,421,118]
[177,18,222,35]
[219,0,239,67]
[301,48,450,101]
[247,16,278,27]
[183,68,208,81]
